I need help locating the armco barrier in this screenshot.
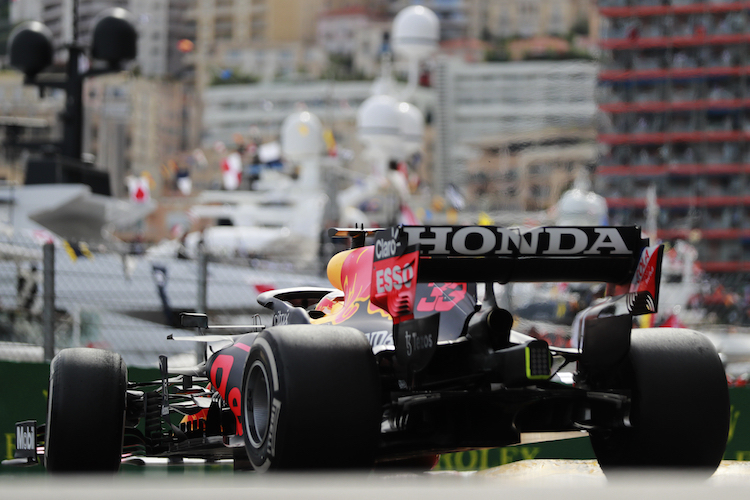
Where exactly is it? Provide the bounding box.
[2,359,750,472]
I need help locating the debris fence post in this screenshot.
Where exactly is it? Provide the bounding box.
[197,246,208,362]
[43,242,55,362]
[198,246,207,315]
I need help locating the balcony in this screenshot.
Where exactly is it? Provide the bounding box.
[599,63,747,82]
[599,129,749,144]
[600,32,750,50]
[599,1,746,18]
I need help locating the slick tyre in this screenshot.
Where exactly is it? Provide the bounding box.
[45,348,127,472]
[241,325,381,471]
[589,328,729,475]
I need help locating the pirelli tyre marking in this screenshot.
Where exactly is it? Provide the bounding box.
[245,337,280,473]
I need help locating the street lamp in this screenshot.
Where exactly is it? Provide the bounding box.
[6,7,137,193]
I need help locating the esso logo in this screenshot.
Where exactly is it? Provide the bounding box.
[375,239,399,260]
[375,265,413,294]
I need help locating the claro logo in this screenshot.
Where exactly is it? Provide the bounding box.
[402,226,636,256]
[374,238,400,260]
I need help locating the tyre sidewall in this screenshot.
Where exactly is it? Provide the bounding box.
[590,328,729,470]
[242,336,281,472]
[240,326,381,471]
[45,348,127,472]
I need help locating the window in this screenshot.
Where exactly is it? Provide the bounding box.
[548,1,565,36]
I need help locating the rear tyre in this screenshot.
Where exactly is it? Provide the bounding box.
[589,328,729,476]
[45,348,127,472]
[242,325,381,471]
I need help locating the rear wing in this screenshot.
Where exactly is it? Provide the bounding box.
[330,225,648,285]
[404,226,647,284]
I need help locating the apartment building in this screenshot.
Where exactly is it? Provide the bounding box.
[186,0,332,90]
[595,0,750,273]
[465,0,591,39]
[84,75,190,197]
[433,58,597,195]
[129,0,196,78]
[464,128,599,213]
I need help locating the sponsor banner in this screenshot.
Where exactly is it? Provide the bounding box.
[371,226,419,323]
[13,421,36,461]
[394,313,440,377]
[627,244,664,316]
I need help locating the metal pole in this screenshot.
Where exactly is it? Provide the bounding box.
[43,242,55,361]
[198,247,207,315]
[62,0,83,160]
[62,45,84,160]
[197,246,208,363]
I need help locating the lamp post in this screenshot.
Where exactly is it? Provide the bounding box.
[7,5,137,166]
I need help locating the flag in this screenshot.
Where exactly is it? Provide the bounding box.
[478,212,494,226]
[128,175,151,203]
[63,240,93,261]
[399,204,421,225]
[221,152,242,190]
[323,128,337,156]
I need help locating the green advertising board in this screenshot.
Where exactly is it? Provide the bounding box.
[2,360,749,473]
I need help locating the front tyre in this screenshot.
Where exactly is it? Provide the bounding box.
[242,325,381,471]
[45,348,127,472]
[589,328,729,475]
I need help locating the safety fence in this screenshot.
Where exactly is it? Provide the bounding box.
[0,230,749,383]
[0,231,329,368]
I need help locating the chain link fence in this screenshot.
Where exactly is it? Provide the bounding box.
[0,229,748,382]
[0,230,329,367]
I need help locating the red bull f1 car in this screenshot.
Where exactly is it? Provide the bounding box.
[7,225,729,474]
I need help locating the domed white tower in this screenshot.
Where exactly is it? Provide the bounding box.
[391,5,440,61]
[281,111,323,160]
[281,110,324,187]
[555,172,609,226]
[398,101,425,158]
[357,94,402,173]
[391,5,439,102]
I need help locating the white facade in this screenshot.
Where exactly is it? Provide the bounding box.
[317,10,370,56]
[352,21,391,79]
[202,78,436,151]
[433,58,598,193]
[216,43,327,83]
[389,0,468,40]
[10,0,43,22]
[130,0,170,77]
[201,81,376,148]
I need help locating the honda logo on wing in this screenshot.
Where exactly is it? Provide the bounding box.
[402,226,636,257]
